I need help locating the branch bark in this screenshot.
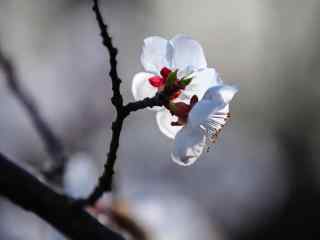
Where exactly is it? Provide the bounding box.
[85,93,166,205]
[83,0,124,205]
[0,153,124,240]
[0,1,167,238]
[84,0,171,205]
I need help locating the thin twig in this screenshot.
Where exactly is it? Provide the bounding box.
[0,45,68,183]
[123,93,168,113]
[83,0,170,206]
[84,94,166,205]
[84,0,124,205]
[92,0,123,109]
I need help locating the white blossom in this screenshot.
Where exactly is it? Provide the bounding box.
[172,85,238,166]
[132,35,219,138]
[131,35,238,165]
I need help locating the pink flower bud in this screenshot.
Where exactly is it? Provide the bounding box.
[160,67,172,79]
[148,75,165,87]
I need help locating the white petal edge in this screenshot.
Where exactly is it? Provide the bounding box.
[170,34,207,71]
[132,72,158,99]
[141,36,173,74]
[203,84,239,104]
[156,109,183,139]
[171,125,206,166]
[188,84,238,130]
[179,68,221,101]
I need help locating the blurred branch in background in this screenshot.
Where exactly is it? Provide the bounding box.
[0,152,124,240]
[109,205,148,240]
[0,1,156,238]
[0,43,68,184]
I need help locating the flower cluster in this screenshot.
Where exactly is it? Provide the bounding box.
[132,35,238,166]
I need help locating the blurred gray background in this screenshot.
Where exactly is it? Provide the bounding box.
[0,0,320,239]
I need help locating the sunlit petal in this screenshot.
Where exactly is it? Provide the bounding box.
[171,126,206,166]
[203,84,239,104]
[179,68,220,102]
[188,100,226,130]
[156,109,183,139]
[141,36,173,74]
[188,84,238,130]
[171,35,207,70]
[132,72,158,100]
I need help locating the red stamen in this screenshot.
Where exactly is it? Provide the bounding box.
[160,67,172,79]
[148,75,165,87]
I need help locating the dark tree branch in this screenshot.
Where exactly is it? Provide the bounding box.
[0,47,68,183]
[0,153,124,240]
[92,0,123,109]
[84,94,166,205]
[84,0,125,205]
[84,0,170,206]
[85,115,125,205]
[123,93,168,114]
[0,1,168,238]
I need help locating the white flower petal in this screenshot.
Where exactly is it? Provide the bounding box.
[171,126,206,166]
[141,36,173,74]
[156,109,183,139]
[177,65,195,79]
[171,35,207,71]
[188,84,238,140]
[188,100,226,130]
[132,72,158,100]
[179,68,220,101]
[203,84,239,104]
